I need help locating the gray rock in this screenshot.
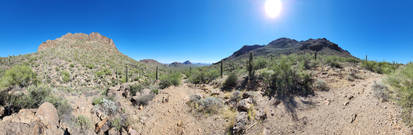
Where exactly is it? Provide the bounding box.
[233,112,249,135]
[238,98,253,112]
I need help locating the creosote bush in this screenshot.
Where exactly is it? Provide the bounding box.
[188,68,220,84]
[0,65,37,89]
[159,73,182,89]
[129,84,143,96]
[362,61,400,74]
[61,71,71,83]
[266,56,314,98]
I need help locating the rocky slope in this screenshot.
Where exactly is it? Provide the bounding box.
[2,32,158,89]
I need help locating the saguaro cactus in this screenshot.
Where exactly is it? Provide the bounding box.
[156,66,159,81]
[220,61,223,78]
[314,51,318,60]
[125,64,128,83]
[248,52,254,80]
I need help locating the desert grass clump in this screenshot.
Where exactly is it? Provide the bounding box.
[159,73,182,89]
[313,79,329,91]
[76,115,91,130]
[386,63,413,126]
[187,96,224,114]
[222,73,238,91]
[372,82,390,102]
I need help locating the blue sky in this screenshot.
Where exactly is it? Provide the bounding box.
[0,0,412,63]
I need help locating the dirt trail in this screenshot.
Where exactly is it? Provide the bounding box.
[130,83,205,135]
[250,70,411,135]
[100,68,411,135]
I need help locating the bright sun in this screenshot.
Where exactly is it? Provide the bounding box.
[265,0,282,18]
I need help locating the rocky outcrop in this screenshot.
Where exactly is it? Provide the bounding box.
[38,32,118,52]
[231,45,264,57]
[0,102,63,135]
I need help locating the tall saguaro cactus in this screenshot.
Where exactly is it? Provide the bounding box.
[156,66,159,81]
[248,52,254,80]
[220,61,223,78]
[314,51,318,61]
[125,64,128,83]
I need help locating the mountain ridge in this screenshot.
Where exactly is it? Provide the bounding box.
[222,37,353,62]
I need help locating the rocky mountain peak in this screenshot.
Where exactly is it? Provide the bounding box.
[37,32,118,52]
[183,60,192,64]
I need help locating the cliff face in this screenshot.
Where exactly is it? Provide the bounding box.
[38,32,118,52]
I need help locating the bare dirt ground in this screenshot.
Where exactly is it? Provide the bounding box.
[57,66,411,135]
[127,67,411,135]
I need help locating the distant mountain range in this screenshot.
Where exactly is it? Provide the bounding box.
[168,60,210,67]
[221,38,353,62]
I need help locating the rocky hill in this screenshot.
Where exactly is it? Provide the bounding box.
[222,38,353,62]
[2,32,157,89]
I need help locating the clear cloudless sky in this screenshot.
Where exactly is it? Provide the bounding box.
[1,0,413,63]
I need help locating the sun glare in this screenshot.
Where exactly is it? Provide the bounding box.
[265,0,282,19]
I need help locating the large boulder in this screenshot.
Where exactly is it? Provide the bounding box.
[36,102,63,135]
[36,102,59,129]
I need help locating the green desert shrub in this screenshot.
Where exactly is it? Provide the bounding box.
[46,95,72,117]
[189,68,220,84]
[254,57,268,70]
[362,61,399,74]
[266,57,314,98]
[96,68,112,78]
[159,73,182,89]
[386,63,413,126]
[129,84,143,96]
[0,65,37,89]
[85,64,95,69]
[92,96,104,105]
[61,71,71,82]
[222,73,238,91]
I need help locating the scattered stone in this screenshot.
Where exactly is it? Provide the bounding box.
[177,120,183,127]
[128,128,139,135]
[350,114,358,123]
[238,98,253,112]
[344,101,350,106]
[0,106,4,117]
[255,108,267,121]
[233,112,249,135]
[95,117,109,133]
